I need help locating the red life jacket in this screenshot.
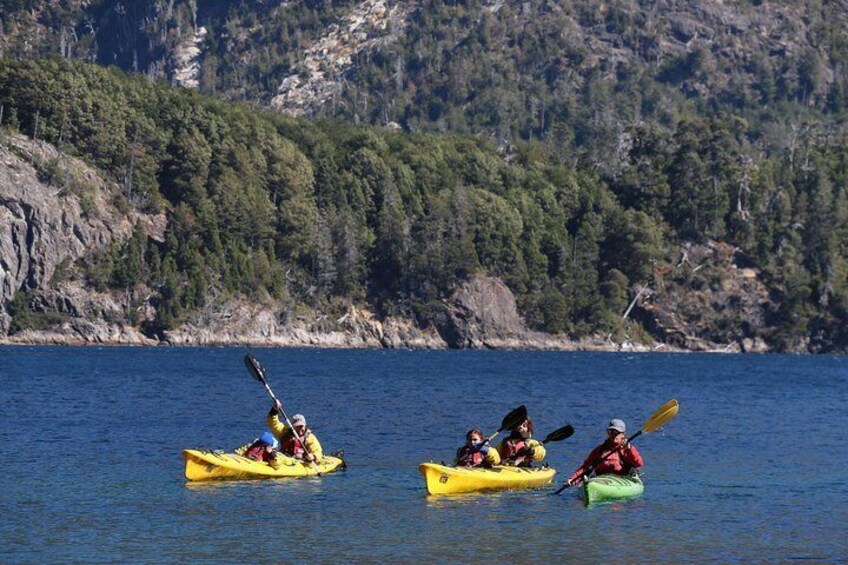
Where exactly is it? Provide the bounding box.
[245,442,270,462]
[281,429,309,458]
[456,445,485,467]
[501,437,527,459]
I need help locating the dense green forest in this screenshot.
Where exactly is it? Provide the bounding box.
[1,58,847,350]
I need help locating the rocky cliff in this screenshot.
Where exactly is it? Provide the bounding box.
[0,132,141,334]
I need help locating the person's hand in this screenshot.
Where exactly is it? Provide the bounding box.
[611,432,627,449]
[304,452,316,463]
[478,443,490,455]
[274,400,283,412]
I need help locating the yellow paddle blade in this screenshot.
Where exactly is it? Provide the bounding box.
[642,399,679,433]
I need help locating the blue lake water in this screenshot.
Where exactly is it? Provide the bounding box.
[1,346,846,563]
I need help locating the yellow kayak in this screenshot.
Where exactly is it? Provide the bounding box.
[183,449,345,481]
[418,462,556,495]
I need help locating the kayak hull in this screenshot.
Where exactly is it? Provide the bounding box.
[419,462,556,495]
[183,449,344,481]
[581,473,644,505]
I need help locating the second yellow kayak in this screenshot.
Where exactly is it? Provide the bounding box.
[183,449,345,481]
[418,462,556,495]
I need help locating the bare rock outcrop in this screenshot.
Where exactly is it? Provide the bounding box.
[0,136,142,334]
[172,26,207,89]
[271,0,412,116]
[155,301,446,348]
[439,275,528,349]
[634,241,776,352]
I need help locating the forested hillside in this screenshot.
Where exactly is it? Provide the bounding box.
[1,0,848,351]
[1,59,847,351]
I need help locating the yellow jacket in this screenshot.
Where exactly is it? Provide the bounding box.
[267,410,324,460]
[497,437,546,467]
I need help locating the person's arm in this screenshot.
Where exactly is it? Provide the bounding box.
[620,442,643,468]
[266,405,288,439]
[484,445,501,466]
[567,444,605,484]
[268,451,283,469]
[304,433,323,460]
[527,439,546,462]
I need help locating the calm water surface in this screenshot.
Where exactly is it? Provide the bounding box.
[1,346,846,563]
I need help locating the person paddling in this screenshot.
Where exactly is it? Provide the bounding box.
[455,428,501,468]
[497,418,546,467]
[235,431,283,468]
[267,401,323,463]
[565,418,643,487]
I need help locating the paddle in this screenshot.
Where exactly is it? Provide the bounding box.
[243,353,319,472]
[502,424,575,465]
[538,424,576,445]
[487,404,528,445]
[458,405,527,464]
[553,399,679,495]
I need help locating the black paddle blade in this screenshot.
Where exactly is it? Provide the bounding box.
[498,405,528,432]
[543,424,575,444]
[243,353,268,384]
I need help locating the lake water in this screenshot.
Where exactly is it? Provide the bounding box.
[1,346,845,563]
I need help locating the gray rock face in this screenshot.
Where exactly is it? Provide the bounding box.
[634,242,776,352]
[439,275,527,348]
[0,134,136,334]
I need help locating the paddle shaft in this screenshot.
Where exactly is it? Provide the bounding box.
[553,430,642,495]
[246,355,315,467]
[272,403,312,460]
[466,405,528,457]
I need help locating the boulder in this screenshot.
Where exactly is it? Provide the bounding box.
[439,275,527,348]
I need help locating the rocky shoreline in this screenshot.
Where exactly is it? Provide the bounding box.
[0,329,684,352]
[0,310,694,354]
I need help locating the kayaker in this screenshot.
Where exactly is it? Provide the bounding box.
[455,428,501,467]
[267,401,323,463]
[235,431,283,468]
[565,418,643,486]
[497,418,546,467]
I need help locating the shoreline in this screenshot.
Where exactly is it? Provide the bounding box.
[0,330,715,353]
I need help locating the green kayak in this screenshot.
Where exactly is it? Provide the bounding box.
[581,473,644,505]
